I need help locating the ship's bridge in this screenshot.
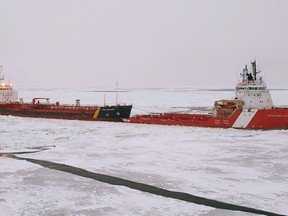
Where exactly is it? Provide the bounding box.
[0,66,18,103]
[0,83,13,90]
[234,61,273,110]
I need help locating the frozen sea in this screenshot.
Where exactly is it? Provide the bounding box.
[1,87,288,216]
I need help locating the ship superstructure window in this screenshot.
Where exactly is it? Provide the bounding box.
[236,86,266,91]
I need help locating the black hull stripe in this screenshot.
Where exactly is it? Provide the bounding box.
[0,105,132,120]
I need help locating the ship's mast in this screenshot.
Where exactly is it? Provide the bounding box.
[240,60,260,83]
[251,60,260,80]
[104,93,106,106]
[241,64,248,82]
[236,60,273,109]
[116,81,119,105]
[0,65,5,82]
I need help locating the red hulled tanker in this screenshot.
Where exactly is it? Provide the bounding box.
[0,66,132,121]
[128,61,288,129]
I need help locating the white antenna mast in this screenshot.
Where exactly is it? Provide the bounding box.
[104,93,106,106]
[116,81,119,105]
[0,65,5,81]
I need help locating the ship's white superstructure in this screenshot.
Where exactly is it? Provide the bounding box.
[0,66,18,102]
[235,61,273,109]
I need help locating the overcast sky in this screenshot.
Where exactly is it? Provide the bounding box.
[0,0,287,89]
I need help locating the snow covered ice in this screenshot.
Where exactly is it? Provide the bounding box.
[1,88,288,216]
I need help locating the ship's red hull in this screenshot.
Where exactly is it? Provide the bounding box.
[128,108,288,129]
[246,108,288,129]
[0,102,132,122]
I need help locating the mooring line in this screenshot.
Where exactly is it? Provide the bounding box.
[1,153,285,216]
